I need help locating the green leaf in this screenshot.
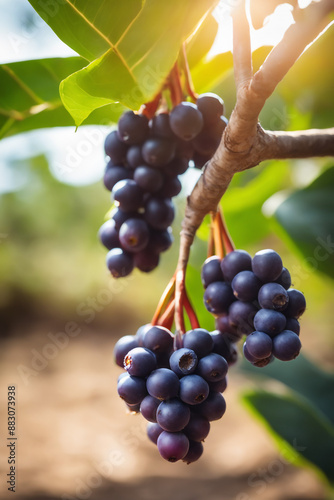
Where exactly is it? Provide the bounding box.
[191,51,233,96]
[242,390,334,487]
[192,45,271,117]
[0,57,124,139]
[187,13,219,69]
[276,24,334,128]
[222,161,290,248]
[240,354,334,425]
[275,166,334,279]
[59,0,218,126]
[27,0,145,61]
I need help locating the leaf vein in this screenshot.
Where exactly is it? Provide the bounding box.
[2,65,43,105]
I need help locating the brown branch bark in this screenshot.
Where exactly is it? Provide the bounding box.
[176,0,334,291]
[258,127,334,160]
[251,0,334,101]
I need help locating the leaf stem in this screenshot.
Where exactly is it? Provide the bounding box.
[157,298,175,329]
[169,62,184,107]
[212,210,225,259]
[218,206,235,253]
[151,273,176,325]
[180,42,198,102]
[184,288,200,330]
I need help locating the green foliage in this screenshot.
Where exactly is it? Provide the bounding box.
[28,0,144,61]
[186,13,219,69]
[241,354,334,487]
[242,390,334,487]
[241,354,334,426]
[0,57,124,139]
[53,0,218,126]
[275,165,334,279]
[276,24,334,128]
[197,161,291,249]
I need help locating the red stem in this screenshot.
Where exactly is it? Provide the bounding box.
[169,63,184,107]
[207,224,215,258]
[218,207,235,253]
[141,92,162,120]
[151,274,176,325]
[180,42,198,102]
[157,298,175,329]
[174,268,186,334]
[212,211,225,259]
[183,288,200,330]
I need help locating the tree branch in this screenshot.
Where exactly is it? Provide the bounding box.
[175,0,334,313]
[259,127,334,160]
[251,0,334,101]
[232,0,253,89]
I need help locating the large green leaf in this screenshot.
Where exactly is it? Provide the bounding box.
[223,161,290,248]
[276,24,334,128]
[191,51,233,96]
[186,13,219,69]
[27,0,145,61]
[240,354,334,425]
[59,0,218,126]
[242,390,334,487]
[275,166,334,280]
[0,57,124,139]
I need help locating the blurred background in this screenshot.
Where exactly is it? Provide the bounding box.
[0,1,333,499]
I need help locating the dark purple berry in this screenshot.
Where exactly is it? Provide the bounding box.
[143,326,174,355]
[98,219,120,250]
[183,413,210,442]
[203,281,235,315]
[285,317,300,335]
[146,368,180,400]
[117,111,149,145]
[284,289,306,318]
[124,347,156,377]
[220,250,252,283]
[194,391,226,421]
[179,374,209,405]
[147,422,163,444]
[196,353,228,382]
[232,270,262,302]
[106,248,134,278]
[133,250,159,272]
[245,331,273,359]
[140,395,160,422]
[258,283,289,311]
[253,309,287,337]
[144,197,175,230]
[183,440,204,464]
[157,431,189,462]
[252,249,283,282]
[117,373,147,405]
[113,335,138,367]
[133,166,164,193]
[272,330,302,361]
[274,267,292,290]
[104,130,128,163]
[119,218,150,253]
[170,102,203,141]
[104,164,132,191]
[112,179,145,212]
[228,301,258,336]
[196,93,224,125]
[182,328,214,358]
[169,348,198,377]
[201,256,224,288]
[156,398,191,432]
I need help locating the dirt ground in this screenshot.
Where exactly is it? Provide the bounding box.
[0,318,329,500]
